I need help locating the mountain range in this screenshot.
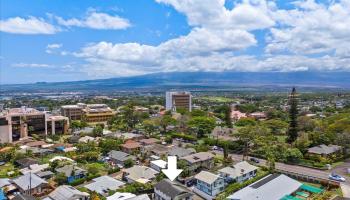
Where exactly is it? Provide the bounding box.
[1,72,350,93]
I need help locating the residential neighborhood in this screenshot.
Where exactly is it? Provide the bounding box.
[0,89,349,200]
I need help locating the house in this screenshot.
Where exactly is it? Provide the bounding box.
[211,126,237,141]
[144,144,169,157]
[181,152,214,173]
[122,165,158,184]
[78,136,95,143]
[193,171,225,200]
[12,194,36,200]
[307,144,342,157]
[248,112,267,120]
[20,163,49,175]
[231,110,247,121]
[15,158,39,169]
[25,141,47,148]
[154,179,194,200]
[150,160,167,172]
[168,147,196,158]
[218,161,258,183]
[107,132,144,140]
[35,171,54,180]
[84,176,125,196]
[227,174,302,200]
[121,141,141,154]
[55,165,87,183]
[139,138,159,146]
[45,185,89,200]
[11,173,49,196]
[108,150,136,167]
[107,192,136,200]
[107,193,150,200]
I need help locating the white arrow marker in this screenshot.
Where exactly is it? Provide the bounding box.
[162,156,183,181]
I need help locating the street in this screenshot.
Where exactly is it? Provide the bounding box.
[212,150,350,198]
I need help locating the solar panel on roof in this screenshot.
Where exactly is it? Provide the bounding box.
[250,174,280,189]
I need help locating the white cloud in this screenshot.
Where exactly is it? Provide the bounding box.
[0,16,58,34]
[267,0,350,56]
[156,0,275,30]
[56,12,130,30]
[12,63,54,68]
[66,0,350,77]
[46,43,62,54]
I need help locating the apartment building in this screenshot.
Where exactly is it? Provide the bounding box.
[0,107,69,143]
[61,103,116,124]
[166,91,192,112]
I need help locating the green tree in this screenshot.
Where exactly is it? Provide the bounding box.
[99,138,123,155]
[287,87,299,144]
[188,116,216,138]
[124,158,134,168]
[262,119,288,135]
[297,116,316,132]
[92,125,103,137]
[87,163,100,175]
[285,148,303,163]
[142,119,158,136]
[55,172,67,185]
[50,160,59,171]
[159,115,177,134]
[235,126,258,160]
[235,117,256,127]
[224,105,232,128]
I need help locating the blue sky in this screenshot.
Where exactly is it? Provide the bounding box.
[1,0,350,84]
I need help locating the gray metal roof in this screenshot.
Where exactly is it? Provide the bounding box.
[84,175,125,195]
[154,179,193,199]
[56,165,86,177]
[12,173,47,191]
[123,165,158,182]
[227,174,302,200]
[0,178,10,188]
[308,144,342,155]
[168,147,196,157]
[108,150,135,162]
[48,185,89,200]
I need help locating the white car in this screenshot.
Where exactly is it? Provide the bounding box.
[329,173,346,182]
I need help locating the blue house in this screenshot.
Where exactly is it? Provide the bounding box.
[56,165,87,183]
[193,171,225,200]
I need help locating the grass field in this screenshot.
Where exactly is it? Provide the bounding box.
[199,96,236,103]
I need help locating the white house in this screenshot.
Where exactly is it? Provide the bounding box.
[218,161,258,183]
[150,160,167,172]
[193,171,225,200]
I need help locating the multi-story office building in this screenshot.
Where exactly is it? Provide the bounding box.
[0,107,69,143]
[61,103,116,124]
[46,115,69,135]
[166,91,192,112]
[60,104,84,121]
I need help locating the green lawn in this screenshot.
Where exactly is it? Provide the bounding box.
[200,96,236,103]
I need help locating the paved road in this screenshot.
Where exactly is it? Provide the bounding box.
[330,159,350,198]
[213,152,343,178]
[224,152,331,180]
[213,151,350,197]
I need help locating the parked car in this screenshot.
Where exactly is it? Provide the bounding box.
[250,157,260,163]
[329,173,346,182]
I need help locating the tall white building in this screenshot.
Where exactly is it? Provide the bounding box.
[165,91,192,112]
